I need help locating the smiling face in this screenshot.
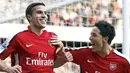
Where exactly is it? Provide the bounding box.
[27,5,48,29]
[89,21,116,53]
[89,26,106,52]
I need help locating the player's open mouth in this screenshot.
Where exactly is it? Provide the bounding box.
[91,43,95,46]
[40,19,46,23]
[40,19,46,21]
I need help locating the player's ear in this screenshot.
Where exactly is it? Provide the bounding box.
[103,36,108,43]
[27,15,31,21]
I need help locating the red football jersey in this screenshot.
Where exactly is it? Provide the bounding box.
[66,47,130,73]
[0,27,57,73]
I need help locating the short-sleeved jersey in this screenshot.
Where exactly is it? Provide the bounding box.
[66,47,130,73]
[0,27,57,73]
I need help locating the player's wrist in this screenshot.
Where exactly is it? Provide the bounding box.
[1,66,10,72]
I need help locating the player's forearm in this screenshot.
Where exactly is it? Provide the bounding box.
[54,48,68,68]
[54,56,67,68]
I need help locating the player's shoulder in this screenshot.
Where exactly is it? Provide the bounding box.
[8,30,27,39]
[113,49,130,64]
[12,30,28,37]
[17,30,29,35]
[0,30,28,49]
[48,31,57,36]
[42,30,57,39]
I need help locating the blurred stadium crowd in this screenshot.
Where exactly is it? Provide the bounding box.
[0,0,122,29]
[48,0,122,28]
[0,0,122,73]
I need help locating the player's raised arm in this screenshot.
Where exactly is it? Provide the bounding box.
[50,36,73,68]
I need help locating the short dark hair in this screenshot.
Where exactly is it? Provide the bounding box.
[94,21,115,44]
[25,2,45,21]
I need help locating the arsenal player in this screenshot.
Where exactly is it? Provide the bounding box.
[54,21,130,73]
[0,2,63,73]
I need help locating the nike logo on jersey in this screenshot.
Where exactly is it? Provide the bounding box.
[87,59,94,63]
[26,44,33,47]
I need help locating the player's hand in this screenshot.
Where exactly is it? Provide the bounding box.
[6,65,22,73]
[50,36,64,53]
[64,52,73,62]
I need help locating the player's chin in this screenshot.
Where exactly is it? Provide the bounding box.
[92,47,96,52]
[41,23,46,28]
[91,45,95,49]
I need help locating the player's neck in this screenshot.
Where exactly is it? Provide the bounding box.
[30,26,44,36]
[97,45,112,58]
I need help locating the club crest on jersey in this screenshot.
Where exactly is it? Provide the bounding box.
[109,62,117,71]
